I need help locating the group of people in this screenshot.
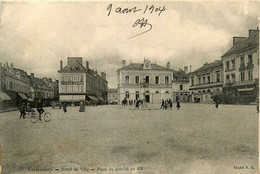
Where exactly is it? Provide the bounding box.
[19,101,44,120]
[160,99,181,110]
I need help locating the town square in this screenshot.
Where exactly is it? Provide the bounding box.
[0,104,258,173]
[0,1,259,174]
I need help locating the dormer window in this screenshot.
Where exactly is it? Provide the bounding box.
[75,66,79,71]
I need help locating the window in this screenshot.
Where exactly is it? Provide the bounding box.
[203,77,205,84]
[248,71,253,80]
[155,91,159,94]
[180,85,183,91]
[165,91,169,93]
[240,57,245,65]
[136,91,139,100]
[67,85,73,92]
[125,76,129,84]
[165,76,169,84]
[155,76,159,84]
[73,75,78,82]
[216,72,220,82]
[80,75,83,82]
[248,54,253,64]
[191,78,194,86]
[145,76,149,83]
[231,74,235,82]
[240,72,245,81]
[226,75,230,83]
[67,75,72,82]
[226,61,230,70]
[61,75,66,82]
[80,86,83,92]
[231,59,235,69]
[207,76,210,83]
[198,77,201,85]
[126,91,129,98]
[135,76,139,84]
[75,66,79,71]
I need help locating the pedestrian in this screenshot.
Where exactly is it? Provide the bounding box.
[215,100,219,109]
[176,100,181,110]
[160,99,165,109]
[79,101,86,112]
[169,99,173,109]
[165,100,168,110]
[62,102,67,113]
[135,99,139,109]
[19,103,26,119]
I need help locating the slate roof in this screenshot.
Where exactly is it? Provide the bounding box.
[58,59,86,72]
[119,63,168,70]
[222,29,259,58]
[191,60,222,74]
[173,70,189,82]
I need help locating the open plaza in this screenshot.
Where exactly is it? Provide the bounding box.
[0,104,258,174]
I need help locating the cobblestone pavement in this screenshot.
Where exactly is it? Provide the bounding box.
[0,104,258,174]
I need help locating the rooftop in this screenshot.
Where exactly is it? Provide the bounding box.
[222,29,259,58]
[119,63,169,71]
[191,60,223,74]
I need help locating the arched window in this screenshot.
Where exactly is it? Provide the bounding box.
[136,91,139,100]
[126,91,129,98]
[155,91,159,94]
[165,91,169,93]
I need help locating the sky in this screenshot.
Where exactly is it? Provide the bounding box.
[0,1,259,88]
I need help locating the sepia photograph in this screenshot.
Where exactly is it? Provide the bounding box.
[0,1,259,173]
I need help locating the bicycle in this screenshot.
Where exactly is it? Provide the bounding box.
[30,111,52,123]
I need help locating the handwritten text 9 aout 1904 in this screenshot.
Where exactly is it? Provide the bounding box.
[106,4,167,39]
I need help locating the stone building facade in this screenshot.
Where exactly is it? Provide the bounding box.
[221,28,259,104]
[189,60,223,103]
[58,57,107,104]
[172,68,190,102]
[117,59,173,104]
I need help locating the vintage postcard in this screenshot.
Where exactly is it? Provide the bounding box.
[0,0,259,173]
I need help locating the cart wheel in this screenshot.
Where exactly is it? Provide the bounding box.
[44,112,52,122]
[30,112,38,123]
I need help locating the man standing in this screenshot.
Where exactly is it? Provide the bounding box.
[215,100,219,109]
[160,99,164,109]
[19,103,26,119]
[176,100,181,110]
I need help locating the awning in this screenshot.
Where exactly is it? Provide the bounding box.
[0,92,11,101]
[18,93,28,100]
[237,88,254,92]
[87,95,98,101]
[97,96,104,101]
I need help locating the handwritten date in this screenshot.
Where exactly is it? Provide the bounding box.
[107,4,166,16]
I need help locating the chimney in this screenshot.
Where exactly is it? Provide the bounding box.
[31,73,34,78]
[86,61,89,70]
[60,60,63,70]
[233,37,246,46]
[184,66,188,74]
[249,29,258,38]
[166,62,170,69]
[101,72,106,80]
[122,60,126,68]
[190,65,192,73]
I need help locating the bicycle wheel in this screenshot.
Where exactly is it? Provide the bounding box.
[30,112,38,123]
[44,112,52,122]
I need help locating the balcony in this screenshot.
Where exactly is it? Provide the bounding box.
[239,63,246,71]
[247,63,254,70]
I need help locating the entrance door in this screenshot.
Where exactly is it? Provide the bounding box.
[145,95,150,102]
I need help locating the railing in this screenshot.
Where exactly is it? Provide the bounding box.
[224,79,258,86]
[239,63,254,71]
